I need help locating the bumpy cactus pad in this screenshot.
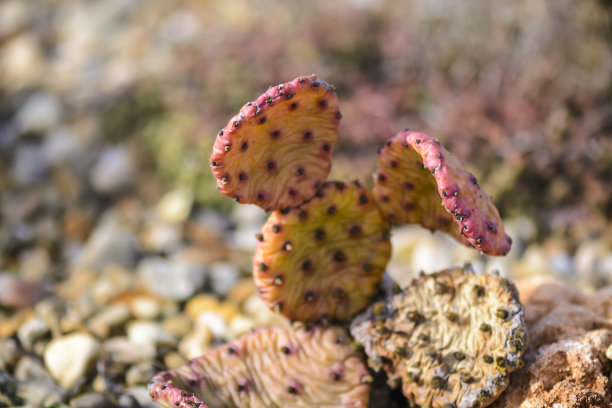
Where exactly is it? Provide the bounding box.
[350,266,527,408]
[148,325,371,408]
[210,75,341,211]
[373,130,512,256]
[253,181,392,323]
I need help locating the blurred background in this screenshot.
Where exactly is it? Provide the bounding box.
[0,0,611,406]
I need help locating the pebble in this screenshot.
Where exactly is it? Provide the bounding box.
[70,392,117,408]
[15,92,63,135]
[163,351,186,370]
[195,312,228,339]
[0,338,22,371]
[178,324,212,360]
[140,220,182,252]
[17,316,49,350]
[229,314,256,338]
[156,188,193,224]
[127,321,176,347]
[0,273,46,309]
[89,147,134,195]
[12,143,48,184]
[103,337,156,365]
[125,362,157,387]
[130,296,161,320]
[185,294,219,319]
[138,257,206,301]
[87,303,131,338]
[208,262,240,296]
[162,313,192,338]
[74,216,138,271]
[43,127,85,166]
[43,332,101,389]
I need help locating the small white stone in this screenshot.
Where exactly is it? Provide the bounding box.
[138,257,206,301]
[156,189,193,224]
[43,127,84,166]
[17,317,49,350]
[103,337,156,364]
[89,147,134,194]
[127,321,175,347]
[16,93,62,135]
[130,296,161,320]
[87,303,131,338]
[44,333,100,389]
[606,344,612,361]
[209,263,239,296]
[229,315,255,338]
[195,311,228,339]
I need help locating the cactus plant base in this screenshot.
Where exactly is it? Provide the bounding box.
[351,266,527,408]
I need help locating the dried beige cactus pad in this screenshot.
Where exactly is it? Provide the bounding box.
[350,266,527,408]
[210,75,340,211]
[253,181,392,323]
[373,130,512,256]
[148,325,371,408]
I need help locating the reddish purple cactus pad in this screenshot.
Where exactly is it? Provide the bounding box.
[253,181,392,323]
[210,75,341,211]
[373,130,512,256]
[350,266,527,408]
[148,325,371,408]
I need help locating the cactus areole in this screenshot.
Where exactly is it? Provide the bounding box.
[254,181,392,323]
[350,266,527,408]
[210,75,340,211]
[148,325,371,408]
[374,130,512,256]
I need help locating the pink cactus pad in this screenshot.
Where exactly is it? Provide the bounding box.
[373,130,512,256]
[210,75,341,211]
[148,325,371,408]
[253,181,392,323]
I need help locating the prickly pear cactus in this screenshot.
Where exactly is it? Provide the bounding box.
[253,181,392,323]
[148,325,372,408]
[373,130,512,256]
[350,266,527,408]
[210,75,341,211]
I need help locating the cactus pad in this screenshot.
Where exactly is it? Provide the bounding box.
[148,325,371,408]
[373,130,512,256]
[350,266,527,408]
[253,181,392,323]
[210,75,341,211]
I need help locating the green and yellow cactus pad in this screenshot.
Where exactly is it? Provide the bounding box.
[210,75,341,211]
[373,130,512,256]
[350,266,527,408]
[253,181,392,323]
[148,325,371,408]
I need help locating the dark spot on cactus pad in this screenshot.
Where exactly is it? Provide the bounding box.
[299,77,305,83]
[496,356,506,368]
[460,374,473,384]
[259,117,266,124]
[473,285,485,297]
[280,208,290,215]
[286,93,293,99]
[333,287,346,300]
[434,281,447,294]
[335,111,342,119]
[349,225,362,236]
[476,236,483,244]
[228,346,236,355]
[446,312,459,322]
[288,188,297,196]
[333,251,346,263]
[274,302,283,313]
[283,241,292,251]
[390,160,398,168]
[233,196,240,203]
[257,193,265,201]
[301,260,312,272]
[314,228,326,241]
[271,130,281,139]
[381,195,389,202]
[431,376,445,389]
[303,131,313,141]
[298,210,307,220]
[313,81,319,87]
[442,190,447,197]
[483,355,494,363]
[288,385,298,394]
[362,261,373,273]
[453,351,466,361]
[221,174,230,184]
[416,138,421,144]
[255,233,263,242]
[454,189,459,197]
[377,173,386,182]
[272,224,281,233]
[258,263,268,272]
[318,99,327,108]
[267,161,277,171]
[335,181,345,190]
[479,323,492,332]
[406,311,420,322]
[238,172,247,181]
[305,291,315,302]
[386,140,392,147]
[327,205,337,215]
[496,309,509,319]
[359,194,368,204]
[331,372,341,381]
[240,141,248,151]
[322,143,331,152]
[403,202,415,211]
[281,345,291,354]
[296,167,305,176]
